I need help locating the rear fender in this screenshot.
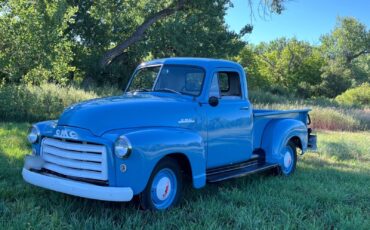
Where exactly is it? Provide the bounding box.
[106,128,206,194]
[261,119,308,165]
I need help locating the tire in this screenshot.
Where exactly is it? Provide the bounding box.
[277,141,297,176]
[139,158,182,211]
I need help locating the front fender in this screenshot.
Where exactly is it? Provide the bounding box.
[261,119,308,165]
[103,127,206,194]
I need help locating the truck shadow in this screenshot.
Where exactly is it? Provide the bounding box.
[318,141,369,162]
[0,147,25,186]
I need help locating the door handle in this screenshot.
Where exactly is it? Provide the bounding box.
[240,106,249,110]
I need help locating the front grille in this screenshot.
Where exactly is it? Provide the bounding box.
[41,137,108,181]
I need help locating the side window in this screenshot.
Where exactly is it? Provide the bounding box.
[209,71,242,99]
[218,72,242,98]
[218,73,230,92]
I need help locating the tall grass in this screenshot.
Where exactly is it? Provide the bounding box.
[251,89,369,131]
[0,84,98,122]
[310,108,361,131]
[0,84,369,131]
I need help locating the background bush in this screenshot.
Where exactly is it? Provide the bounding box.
[335,83,370,107]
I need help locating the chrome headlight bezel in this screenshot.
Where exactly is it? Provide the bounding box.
[114,135,132,158]
[27,125,40,144]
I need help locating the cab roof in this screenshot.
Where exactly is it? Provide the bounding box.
[139,57,243,70]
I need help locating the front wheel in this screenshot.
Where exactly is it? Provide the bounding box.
[139,158,182,211]
[278,141,297,175]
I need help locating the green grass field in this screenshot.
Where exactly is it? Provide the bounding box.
[1,122,369,229]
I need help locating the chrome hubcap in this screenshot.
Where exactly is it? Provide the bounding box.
[155,177,171,201]
[284,151,292,168]
[150,168,177,209]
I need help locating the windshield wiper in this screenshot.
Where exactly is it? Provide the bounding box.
[154,88,182,95]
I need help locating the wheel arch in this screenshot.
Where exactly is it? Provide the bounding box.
[165,153,193,180]
[289,136,302,151]
[111,127,206,195]
[261,118,307,165]
[140,151,204,193]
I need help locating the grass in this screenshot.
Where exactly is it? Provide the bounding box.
[1,122,369,229]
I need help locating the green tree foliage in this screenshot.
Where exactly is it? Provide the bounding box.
[235,45,267,89]
[1,1,368,102]
[0,0,77,84]
[0,0,252,86]
[98,0,287,68]
[237,17,369,99]
[238,38,324,97]
[69,0,245,86]
[319,17,370,97]
[148,1,243,58]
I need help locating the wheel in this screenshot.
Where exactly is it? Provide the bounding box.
[139,158,182,211]
[278,141,297,176]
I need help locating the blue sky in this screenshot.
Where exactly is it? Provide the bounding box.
[225,0,370,45]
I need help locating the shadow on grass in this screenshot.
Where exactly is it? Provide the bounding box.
[319,140,369,162]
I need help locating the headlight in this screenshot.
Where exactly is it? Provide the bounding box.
[27,126,40,144]
[114,136,132,158]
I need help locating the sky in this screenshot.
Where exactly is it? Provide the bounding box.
[225,0,370,45]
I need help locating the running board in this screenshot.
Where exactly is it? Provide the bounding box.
[206,160,279,183]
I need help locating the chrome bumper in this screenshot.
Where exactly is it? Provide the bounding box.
[22,167,133,202]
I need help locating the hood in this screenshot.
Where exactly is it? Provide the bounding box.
[58,93,199,136]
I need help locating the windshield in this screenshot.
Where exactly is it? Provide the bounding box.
[127,66,161,92]
[127,65,205,96]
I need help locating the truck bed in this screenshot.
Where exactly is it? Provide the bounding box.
[252,109,310,149]
[253,109,311,117]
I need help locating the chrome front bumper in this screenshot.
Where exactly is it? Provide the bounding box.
[22,160,133,202]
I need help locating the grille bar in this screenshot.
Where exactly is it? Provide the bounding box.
[43,145,102,162]
[43,138,105,153]
[41,137,108,181]
[43,163,104,180]
[42,152,102,171]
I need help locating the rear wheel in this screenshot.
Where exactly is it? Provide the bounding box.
[139,158,182,211]
[278,141,297,175]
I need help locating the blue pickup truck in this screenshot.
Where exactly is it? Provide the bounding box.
[23,58,317,210]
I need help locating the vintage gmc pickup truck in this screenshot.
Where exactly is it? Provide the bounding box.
[22,58,317,210]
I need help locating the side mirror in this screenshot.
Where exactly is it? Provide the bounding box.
[208,96,219,107]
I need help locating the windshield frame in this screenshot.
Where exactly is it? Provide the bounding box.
[125,64,206,97]
[124,64,163,93]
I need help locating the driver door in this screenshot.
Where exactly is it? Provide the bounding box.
[205,70,253,168]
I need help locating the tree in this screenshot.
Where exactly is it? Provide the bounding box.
[0,0,77,84]
[67,0,247,85]
[235,45,267,89]
[240,38,324,97]
[321,17,369,65]
[147,1,245,58]
[319,17,370,97]
[99,0,288,69]
[0,0,287,86]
